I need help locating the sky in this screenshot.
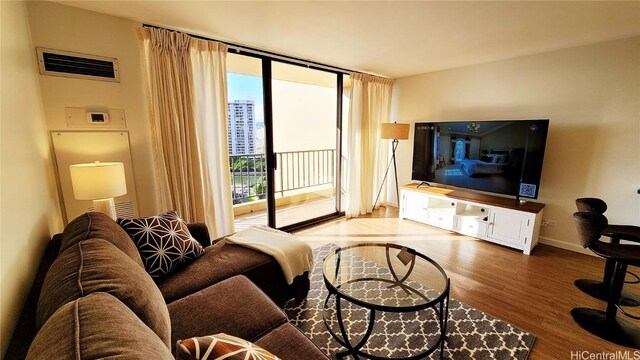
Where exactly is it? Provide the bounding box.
[227,73,264,125]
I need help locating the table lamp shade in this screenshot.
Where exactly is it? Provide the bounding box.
[70,162,127,200]
[380,123,410,140]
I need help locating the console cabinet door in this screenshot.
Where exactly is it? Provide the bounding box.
[486,209,526,246]
[401,191,429,222]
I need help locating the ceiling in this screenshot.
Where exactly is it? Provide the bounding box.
[53,1,640,78]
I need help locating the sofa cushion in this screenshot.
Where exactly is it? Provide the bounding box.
[117,210,204,279]
[175,333,279,360]
[158,243,294,305]
[61,212,143,267]
[26,293,173,360]
[168,275,287,351]
[36,239,171,347]
[254,323,329,360]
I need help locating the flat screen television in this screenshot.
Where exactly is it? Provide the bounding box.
[411,119,549,199]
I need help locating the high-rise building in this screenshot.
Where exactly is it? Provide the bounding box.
[227,99,256,155]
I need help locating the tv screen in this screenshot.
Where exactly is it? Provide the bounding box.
[411,119,549,199]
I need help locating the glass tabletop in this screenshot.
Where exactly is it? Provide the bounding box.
[322,243,449,311]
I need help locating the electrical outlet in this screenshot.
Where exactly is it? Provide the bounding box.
[541,219,557,227]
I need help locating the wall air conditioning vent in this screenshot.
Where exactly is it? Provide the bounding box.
[37,48,120,82]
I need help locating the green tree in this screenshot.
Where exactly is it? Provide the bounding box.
[253,177,267,199]
[230,155,265,173]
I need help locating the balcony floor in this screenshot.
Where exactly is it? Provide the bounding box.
[234,195,344,230]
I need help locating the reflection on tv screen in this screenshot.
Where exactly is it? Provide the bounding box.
[411,120,549,199]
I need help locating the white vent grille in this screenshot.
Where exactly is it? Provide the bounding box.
[37,48,120,82]
[88,201,135,219]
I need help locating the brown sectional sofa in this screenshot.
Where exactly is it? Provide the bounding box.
[7,212,328,360]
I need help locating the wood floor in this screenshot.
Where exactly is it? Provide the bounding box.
[292,207,640,359]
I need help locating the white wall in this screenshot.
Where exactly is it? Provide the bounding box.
[391,37,640,252]
[0,0,64,355]
[27,1,158,219]
[272,79,336,153]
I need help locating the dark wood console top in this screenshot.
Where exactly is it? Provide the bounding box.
[402,184,545,214]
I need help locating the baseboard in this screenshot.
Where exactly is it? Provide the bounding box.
[538,236,595,256]
[385,201,399,208]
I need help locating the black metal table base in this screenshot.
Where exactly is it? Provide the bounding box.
[322,244,450,360]
[323,292,448,359]
[571,307,640,349]
[575,279,640,306]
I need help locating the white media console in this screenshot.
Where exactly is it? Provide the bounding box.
[400,184,545,255]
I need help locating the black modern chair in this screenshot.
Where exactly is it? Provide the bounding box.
[572,212,640,348]
[575,198,640,306]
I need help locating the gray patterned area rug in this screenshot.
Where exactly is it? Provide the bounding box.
[284,244,535,359]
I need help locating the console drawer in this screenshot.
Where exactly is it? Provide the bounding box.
[455,217,488,237]
[426,209,456,230]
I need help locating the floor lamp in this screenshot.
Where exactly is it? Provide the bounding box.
[373,122,410,211]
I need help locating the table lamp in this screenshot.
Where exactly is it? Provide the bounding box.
[69,161,127,220]
[373,122,410,211]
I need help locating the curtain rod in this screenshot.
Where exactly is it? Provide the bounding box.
[142,24,390,79]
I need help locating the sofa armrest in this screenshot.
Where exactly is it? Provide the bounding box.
[186,222,211,247]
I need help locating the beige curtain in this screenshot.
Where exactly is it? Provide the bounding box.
[138,27,234,237]
[189,38,234,237]
[345,73,394,218]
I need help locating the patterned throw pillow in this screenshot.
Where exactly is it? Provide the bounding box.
[117,211,204,279]
[175,333,279,360]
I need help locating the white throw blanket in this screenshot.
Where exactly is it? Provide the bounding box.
[225,225,313,285]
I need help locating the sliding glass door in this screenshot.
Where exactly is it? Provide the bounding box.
[226,54,268,229]
[271,62,340,229]
[226,53,345,230]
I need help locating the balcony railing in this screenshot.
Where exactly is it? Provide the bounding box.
[230,149,336,204]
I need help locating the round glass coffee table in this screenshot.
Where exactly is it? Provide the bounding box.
[322,243,450,359]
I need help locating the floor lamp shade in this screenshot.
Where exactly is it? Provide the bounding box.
[380,123,410,140]
[69,161,127,219]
